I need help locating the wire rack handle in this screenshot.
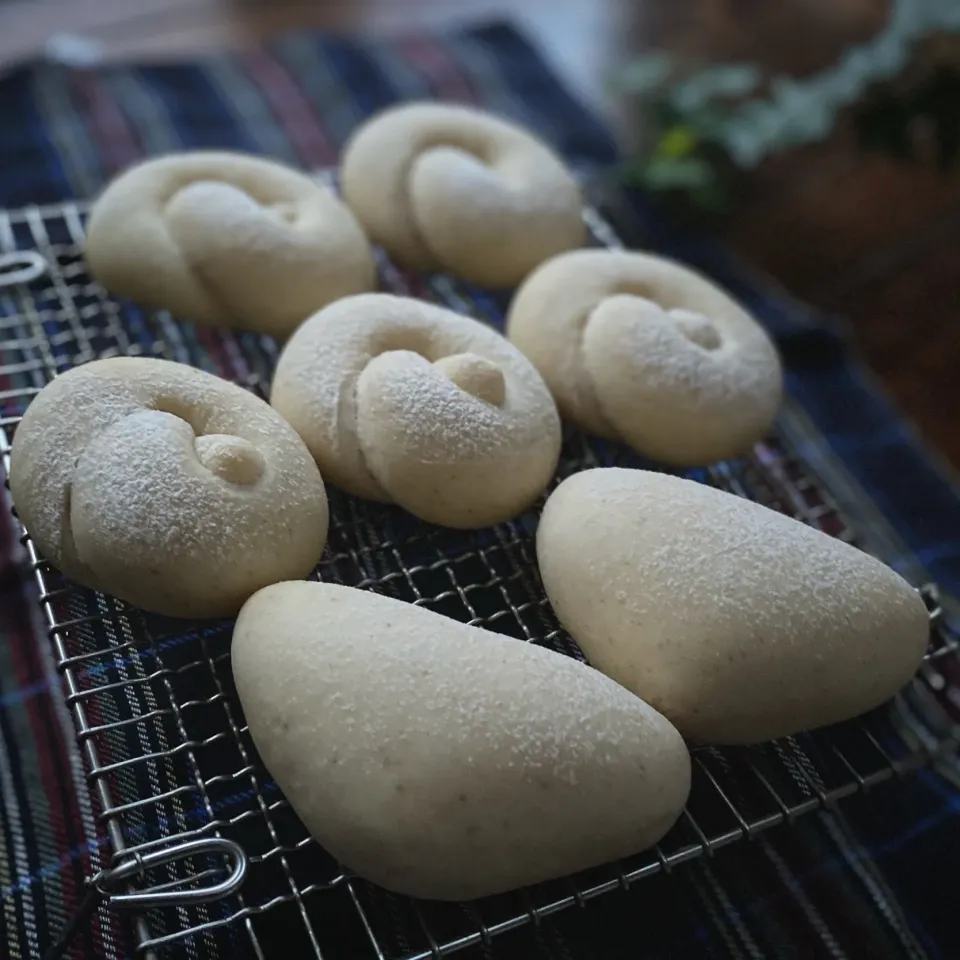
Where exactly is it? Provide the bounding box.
[96,836,248,909]
[42,838,248,960]
[0,250,48,287]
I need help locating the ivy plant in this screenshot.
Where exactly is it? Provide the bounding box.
[615,0,960,214]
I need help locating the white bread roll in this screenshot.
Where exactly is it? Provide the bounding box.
[506,249,783,465]
[340,102,585,288]
[233,581,691,900]
[270,293,561,528]
[85,151,375,337]
[9,358,328,619]
[537,468,930,744]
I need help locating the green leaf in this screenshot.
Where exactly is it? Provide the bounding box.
[641,155,717,190]
[670,63,762,113]
[657,125,699,158]
[682,104,737,141]
[614,53,674,94]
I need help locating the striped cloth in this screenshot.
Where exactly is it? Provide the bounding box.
[0,19,958,960]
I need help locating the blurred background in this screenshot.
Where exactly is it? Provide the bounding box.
[2,0,958,468]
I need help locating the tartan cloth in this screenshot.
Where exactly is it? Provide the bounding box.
[0,18,958,960]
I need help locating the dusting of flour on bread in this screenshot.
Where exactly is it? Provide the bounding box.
[9,357,328,618]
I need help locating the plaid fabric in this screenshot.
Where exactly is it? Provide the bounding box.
[0,18,958,960]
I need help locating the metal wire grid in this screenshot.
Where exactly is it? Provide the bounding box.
[0,194,957,960]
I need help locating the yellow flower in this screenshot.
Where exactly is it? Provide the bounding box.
[658,126,698,157]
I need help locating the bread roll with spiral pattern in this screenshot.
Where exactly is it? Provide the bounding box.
[85,151,375,337]
[506,249,783,465]
[270,293,562,528]
[9,358,329,619]
[340,102,586,288]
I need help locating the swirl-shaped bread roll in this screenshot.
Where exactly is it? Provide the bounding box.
[85,151,376,337]
[506,250,783,465]
[9,358,329,619]
[340,103,586,288]
[270,293,562,528]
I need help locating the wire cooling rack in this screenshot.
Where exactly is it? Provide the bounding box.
[0,186,958,960]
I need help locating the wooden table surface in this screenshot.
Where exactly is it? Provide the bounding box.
[3,0,959,469]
